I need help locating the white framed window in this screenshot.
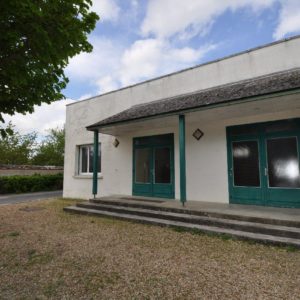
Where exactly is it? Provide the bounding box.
[78,144,101,175]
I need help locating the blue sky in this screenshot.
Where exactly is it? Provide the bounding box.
[6,0,300,136]
[64,0,299,100]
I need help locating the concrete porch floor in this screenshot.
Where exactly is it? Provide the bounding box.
[97,195,300,225]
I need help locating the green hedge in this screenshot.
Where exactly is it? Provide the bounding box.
[0,173,63,194]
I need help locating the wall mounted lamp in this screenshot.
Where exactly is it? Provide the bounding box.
[192,129,204,140]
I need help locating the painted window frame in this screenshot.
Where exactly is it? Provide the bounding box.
[226,117,300,208]
[78,143,101,175]
[231,139,262,188]
[265,135,300,190]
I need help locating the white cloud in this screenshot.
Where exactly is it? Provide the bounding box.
[65,33,217,95]
[141,0,275,39]
[65,36,123,95]
[68,0,282,97]
[96,76,119,93]
[91,0,120,22]
[69,0,298,96]
[66,37,121,82]
[4,99,74,136]
[131,0,138,8]
[7,0,294,139]
[273,0,300,39]
[119,39,217,86]
[66,35,217,94]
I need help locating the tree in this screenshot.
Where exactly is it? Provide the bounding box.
[0,122,37,165]
[0,0,99,136]
[32,127,65,166]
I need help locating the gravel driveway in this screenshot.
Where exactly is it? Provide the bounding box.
[0,198,299,299]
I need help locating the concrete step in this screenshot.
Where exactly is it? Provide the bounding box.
[90,198,300,228]
[78,202,300,239]
[64,205,300,249]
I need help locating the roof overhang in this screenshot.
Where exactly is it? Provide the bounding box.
[87,68,300,134]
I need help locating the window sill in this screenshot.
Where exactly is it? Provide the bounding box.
[73,174,103,179]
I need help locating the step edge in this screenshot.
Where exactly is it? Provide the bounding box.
[89,199,300,227]
[78,203,300,232]
[64,206,300,247]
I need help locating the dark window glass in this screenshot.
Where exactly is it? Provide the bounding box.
[81,147,88,173]
[267,137,300,188]
[229,126,259,136]
[135,148,150,183]
[98,146,101,173]
[265,120,300,133]
[80,144,101,174]
[155,147,171,184]
[232,141,260,187]
[89,146,94,173]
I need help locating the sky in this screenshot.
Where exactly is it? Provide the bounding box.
[4,0,300,138]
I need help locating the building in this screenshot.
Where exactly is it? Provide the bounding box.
[63,36,300,208]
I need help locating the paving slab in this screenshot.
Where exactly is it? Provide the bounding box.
[95,195,300,223]
[0,190,62,205]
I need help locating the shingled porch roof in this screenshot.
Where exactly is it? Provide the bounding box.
[86,68,300,131]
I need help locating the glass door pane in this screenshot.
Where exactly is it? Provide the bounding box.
[81,147,88,173]
[232,141,260,187]
[267,137,300,188]
[154,147,171,184]
[135,148,151,183]
[89,146,94,173]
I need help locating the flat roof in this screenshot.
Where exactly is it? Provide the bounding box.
[68,34,300,107]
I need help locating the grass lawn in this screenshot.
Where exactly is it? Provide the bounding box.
[0,198,299,299]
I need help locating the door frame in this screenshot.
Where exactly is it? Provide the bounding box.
[227,118,300,208]
[264,132,300,207]
[132,133,175,199]
[227,134,265,206]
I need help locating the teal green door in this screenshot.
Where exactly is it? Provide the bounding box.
[227,135,264,206]
[227,118,300,208]
[133,134,175,199]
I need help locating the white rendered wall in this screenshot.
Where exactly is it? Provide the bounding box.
[63,37,300,200]
[185,107,300,203]
[64,101,300,201]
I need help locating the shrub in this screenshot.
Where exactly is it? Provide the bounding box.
[0,173,63,194]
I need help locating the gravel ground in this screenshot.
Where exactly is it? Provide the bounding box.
[0,198,299,300]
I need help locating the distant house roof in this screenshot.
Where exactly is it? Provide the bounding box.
[87,68,300,131]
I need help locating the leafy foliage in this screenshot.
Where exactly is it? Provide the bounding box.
[32,128,65,166]
[0,0,99,136]
[0,124,65,166]
[0,173,63,194]
[0,122,37,164]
